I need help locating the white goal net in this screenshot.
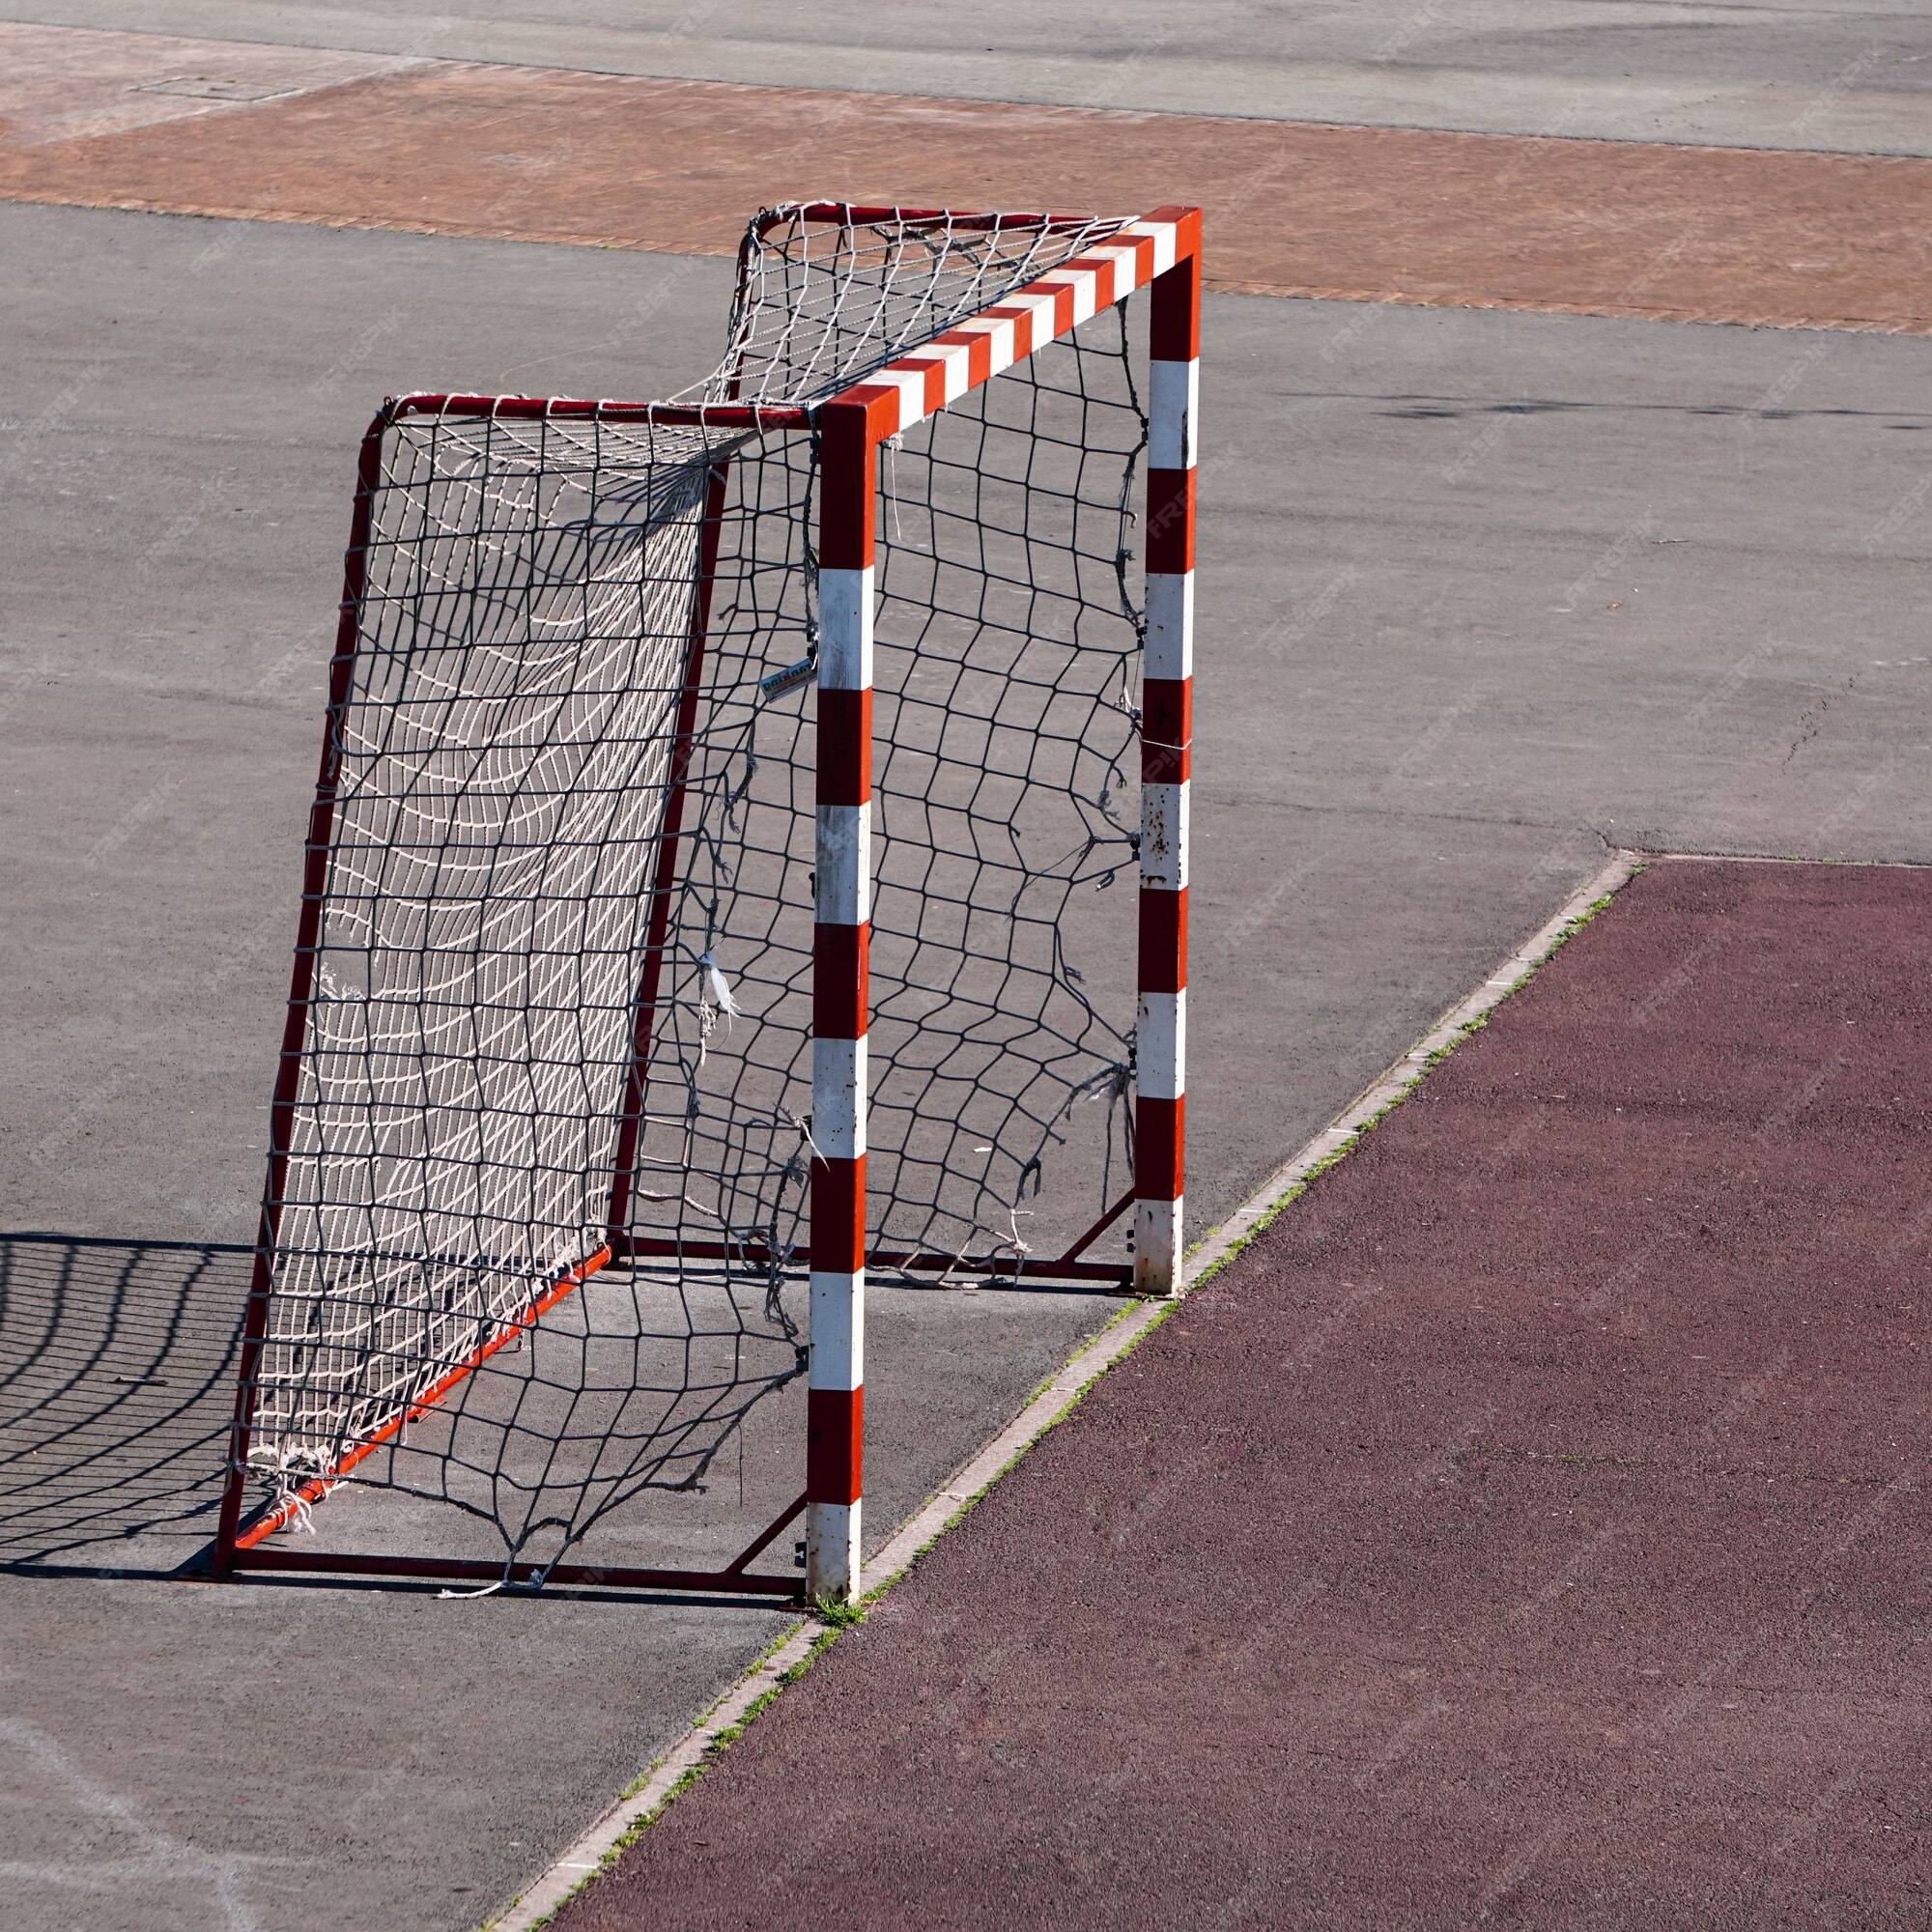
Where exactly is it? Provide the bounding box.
[234,205,1153,1578]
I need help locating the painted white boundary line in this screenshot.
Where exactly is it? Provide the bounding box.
[484,846,1639,1932]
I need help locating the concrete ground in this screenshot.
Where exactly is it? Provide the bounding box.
[4,194,1927,1931]
[2,0,1929,152]
[9,199,1926,1267]
[0,204,1127,1930]
[1,7,1929,1929]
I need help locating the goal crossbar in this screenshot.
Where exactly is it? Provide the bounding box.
[210,200,1201,1603]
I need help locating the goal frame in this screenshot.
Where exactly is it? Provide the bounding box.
[209,201,1201,1605]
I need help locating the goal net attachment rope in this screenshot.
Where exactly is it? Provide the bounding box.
[212,202,1201,1602]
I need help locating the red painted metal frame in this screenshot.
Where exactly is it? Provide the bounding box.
[618,1244,1131,1285]
[212,402,393,1577]
[229,1246,611,1554]
[603,450,734,1241]
[611,1182,1136,1288]
[228,1490,810,1599]
[212,204,1200,1597]
[388,393,807,432]
[761,201,1109,238]
[605,284,761,1240]
[1135,220,1201,1294]
[225,1548,804,1598]
[804,390,877,1598]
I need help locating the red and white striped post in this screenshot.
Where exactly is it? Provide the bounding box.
[801,211,1201,1587]
[807,393,886,1601]
[1136,211,1200,1296]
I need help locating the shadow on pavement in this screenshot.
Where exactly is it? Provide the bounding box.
[0,1234,245,1569]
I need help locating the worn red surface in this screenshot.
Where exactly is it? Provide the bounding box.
[558,858,1932,1930]
[2,46,1929,333]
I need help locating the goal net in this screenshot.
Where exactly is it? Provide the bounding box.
[216,202,1196,1596]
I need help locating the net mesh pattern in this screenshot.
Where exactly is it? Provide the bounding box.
[243,206,1151,1573]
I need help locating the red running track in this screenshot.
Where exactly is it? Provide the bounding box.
[557,858,1932,1929]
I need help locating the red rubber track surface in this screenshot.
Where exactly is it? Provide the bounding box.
[557,858,1932,1930]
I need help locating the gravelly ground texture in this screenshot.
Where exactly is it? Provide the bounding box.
[4,45,1928,332]
[556,857,1932,1931]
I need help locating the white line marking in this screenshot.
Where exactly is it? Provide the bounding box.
[481,847,1640,1932]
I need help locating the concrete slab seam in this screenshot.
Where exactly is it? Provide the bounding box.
[481,846,1638,1931]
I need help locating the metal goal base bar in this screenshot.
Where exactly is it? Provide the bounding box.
[212,1490,810,1603]
[611,1187,1140,1290]
[613,1236,1133,1288]
[221,1546,806,1601]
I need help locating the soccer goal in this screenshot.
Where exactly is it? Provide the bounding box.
[212,201,1200,1603]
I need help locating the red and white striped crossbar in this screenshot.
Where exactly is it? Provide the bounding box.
[804,205,1202,1600]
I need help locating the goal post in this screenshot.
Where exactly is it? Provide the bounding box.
[1138,223,1199,1307]
[211,201,1201,1605]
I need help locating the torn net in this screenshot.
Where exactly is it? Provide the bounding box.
[244,206,1150,1573]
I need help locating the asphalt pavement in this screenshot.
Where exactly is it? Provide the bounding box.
[0,108,1927,1931]
[2,0,1927,150]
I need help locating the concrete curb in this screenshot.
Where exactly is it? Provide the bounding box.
[484,845,1639,1932]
